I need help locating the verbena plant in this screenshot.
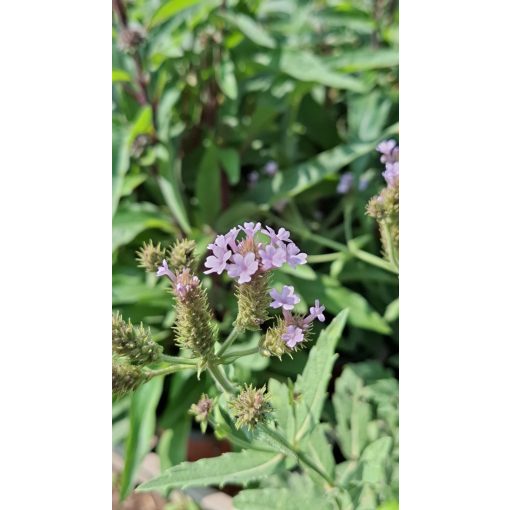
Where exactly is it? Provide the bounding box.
[112,0,398,508]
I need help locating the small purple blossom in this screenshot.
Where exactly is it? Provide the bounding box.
[204,234,233,274]
[225,227,240,251]
[383,162,399,187]
[156,260,176,281]
[240,222,262,239]
[285,243,307,268]
[175,269,199,299]
[377,140,398,164]
[264,161,279,176]
[247,171,259,184]
[269,285,300,310]
[259,244,287,270]
[227,252,259,283]
[309,300,325,322]
[358,174,370,191]
[337,172,354,194]
[282,325,305,348]
[261,226,290,245]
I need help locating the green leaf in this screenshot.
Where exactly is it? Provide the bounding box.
[196,142,221,225]
[112,68,131,82]
[137,450,285,491]
[217,57,238,100]
[327,49,399,72]
[218,148,240,184]
[244,125,398,204]
[294,310,348,441]
[360,436,393,463]
[112,128,130,216]
[150,0,203,28]
[121,174,147,197]
[221,12,276,48]
[120,377,163,500]
[278,50,367,92]
[304,425,335,482]
[384,298,399,322]
[268,378,295,441]
[157,419,191,472]
[129,106,153,144]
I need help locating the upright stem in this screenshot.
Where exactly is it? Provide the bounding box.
[207,364,236,394]
[381,220,399,272]
[217,328,241,357]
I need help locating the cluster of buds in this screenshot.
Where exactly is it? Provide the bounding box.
[229,384,272,430]
[112,357,148,397]
[261,286,325,358]
[156,243,216,359]
[203,222,307,330]
[189,394,214,433]
[137,239,196,273]
[367,140,400,262]
[112,312,162,365]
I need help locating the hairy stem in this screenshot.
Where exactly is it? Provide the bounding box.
[219,346,260,364]
[381,219,399,272]
[217,328,241,357]
[160,354,198,365]
[207,363,237,394]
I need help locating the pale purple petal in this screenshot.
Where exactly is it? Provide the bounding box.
[156,260,176,281]
[383,162,399,187]
[337,172,353,194]
[286,243,308,269]
[226,252,258,284]
[282,325,304,348]
[264,161,278,176]
[259,244,287,270]
[309,299,326,322]
[240,222,262,238]
[269,285,300,310]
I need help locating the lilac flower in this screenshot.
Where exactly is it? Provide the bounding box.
[264,161,278,176]
[308,300,326,322]
[227,252,259,283]
[204,247,231,275]
[247,171,259,184]
[337,172,354,194]
[259,244,287,270]
[383,162,399,187]
[156,260,176,281]
[285,243,307,268]
[282,325,305,348]
[269,285,300,310]
[358,174,370,191]
[376,139,398,164]
[261,226,290,245]
[240,222,262,238]
[225,227,240,251]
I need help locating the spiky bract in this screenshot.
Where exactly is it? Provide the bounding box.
[112,358,147,397]
[136,240,166,272]
[229,384,272,430]
[234,273,271,331]
[167,239,197,272]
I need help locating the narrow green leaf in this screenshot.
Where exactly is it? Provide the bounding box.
[157,419,191,472]
[384,298,399,322]
[327,48,399,72]
[218,148,240,184]
[221,12,276,48]
[120,377,163,499]
[196,143,221,225]
[112,128,130,216]
[150,0,202,28]
[294,310,349,441]
[112,69,131,82]
[137,450,285,491]
[129,106,153,144]
[217,57,238,100]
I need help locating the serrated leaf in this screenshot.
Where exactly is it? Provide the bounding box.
[294,310,348,441]
[138,450,285,491]
[304,425,335,482]
[120,377,163,499]
[268,378,295,440]
[221,12,276,48]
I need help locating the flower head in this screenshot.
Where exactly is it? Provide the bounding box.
[175,269,200,299]
[270,285,300,310]
[227,252,259,283]
[377,139,398,164]
[282,325,305,348]
[383,162,399,188]
[337,172,354,194]
[240,222,262,238]
[156,259,176,281]
[308,300,326,322]
[261,226,290,245]
[259,244,287,270]
[264,161,278,176]
[204,237,232,275]
[229,384,272,430]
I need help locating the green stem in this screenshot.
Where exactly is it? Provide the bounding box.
[146,364,191,377]
[381,220,399,272]
[207,363,237,394]
[219,346,260,364]
[160,354,198,365]
[349,246,399,274]
[217,328,241,357]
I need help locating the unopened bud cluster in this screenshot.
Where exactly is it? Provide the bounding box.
[112,357,147,397]
[190,394,214,433]
[229,384,272,430]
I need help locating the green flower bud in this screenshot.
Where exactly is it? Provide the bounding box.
[234,273,271,331]
[229,384,272,430]
[112,358,147,397]
[167,239,197,272]
[190,394,214,433]
[136,240,166,272]
[112,312,162,365]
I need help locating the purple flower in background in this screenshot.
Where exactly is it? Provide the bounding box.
[247,171,259,186]
[227,252,259,283]
[259,244,287,270]
[377,139,398,164]
[156,260,176,281]
[358,174,370,191]
[383,162,399,187]
[309,300,326,322]
[269,285,300,310]
[264,161,279,176]
[337,172,354,194]
[240,222,262,238]
[282,325,305,348]
[286,243,307,268]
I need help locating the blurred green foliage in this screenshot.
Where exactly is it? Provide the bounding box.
[113,0,398,507]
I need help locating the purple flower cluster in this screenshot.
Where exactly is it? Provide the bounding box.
[337,172,354,194]
[377,139,399,188]
[203,222,308,284]
[269,285,325,349]
[156,260,199,299]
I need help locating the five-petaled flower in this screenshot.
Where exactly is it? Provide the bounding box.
[308,300,326,322]
[269,285,300,310]
[227,252,259,284]
[282,325,305,348]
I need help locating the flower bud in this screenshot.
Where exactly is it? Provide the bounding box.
[229,384,272,430]
[190,394,214,433]
[112,312,162,365]
[136,240,166,272]
[234,273,271,331]
[112,358,147,397]
[167,239,197,272]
